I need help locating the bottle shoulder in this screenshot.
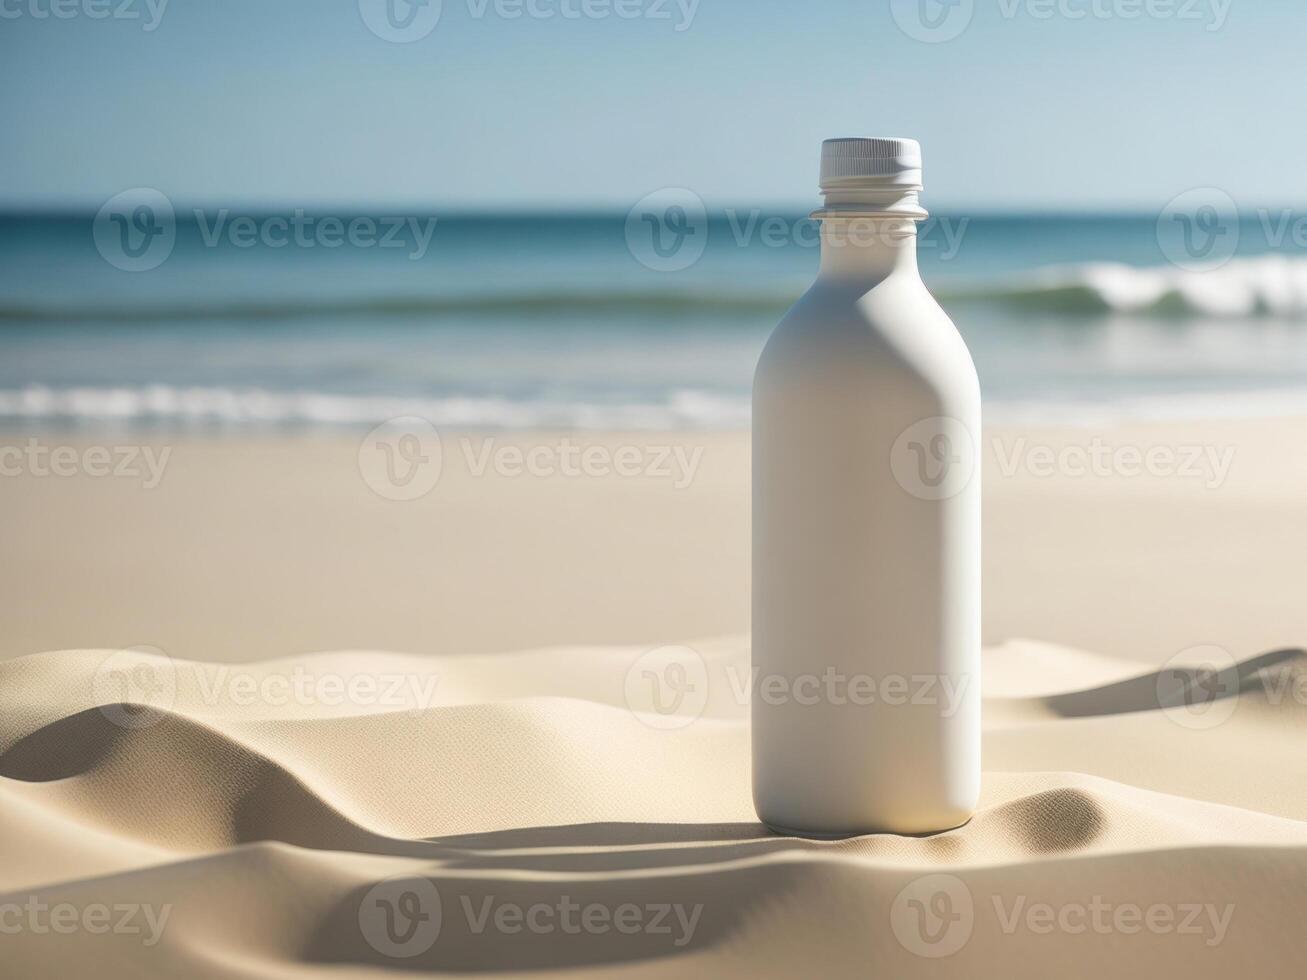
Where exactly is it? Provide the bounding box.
[778,272,949,334]
[759,274,977,391]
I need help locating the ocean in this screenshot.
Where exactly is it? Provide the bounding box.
[4,208,1307,431]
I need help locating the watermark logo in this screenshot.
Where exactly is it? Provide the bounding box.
[1157,187,1239,271]
[360,876,442,958]
[92,646,177,730]
[891,416,977,501]
[93,188,175,272]
[891,0,975,43]
[1159,190,1307,274]
[1156,644,1240,730]
[359,0,443,42]
[625,188,708,272]
[358,417,444,501]
[623,645,709,730]
[891,874,974,958]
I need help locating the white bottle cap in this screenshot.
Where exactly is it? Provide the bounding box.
[819,137,923,191]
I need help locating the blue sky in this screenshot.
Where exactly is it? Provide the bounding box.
[1,0,1302,210]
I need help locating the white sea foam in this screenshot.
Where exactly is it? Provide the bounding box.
[5,383,1307,430]
[957,254,1307,317]
[0,385,753,431]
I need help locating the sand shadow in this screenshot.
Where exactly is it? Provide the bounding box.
[429,820,770,849]
[423,820,822,874]
[306,821,851,974]
[0,705,126,781]
[1039,646,1305,719]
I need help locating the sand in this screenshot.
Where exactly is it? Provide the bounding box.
[3,420,1306,976]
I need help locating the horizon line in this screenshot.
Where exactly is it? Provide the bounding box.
[0,202,1278,219]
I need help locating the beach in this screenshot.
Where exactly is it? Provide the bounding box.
[8,0,1307,972]
[4,420,1305,662]
[3,420,1306,975]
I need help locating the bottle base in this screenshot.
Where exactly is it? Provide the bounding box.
[760,813,973,840]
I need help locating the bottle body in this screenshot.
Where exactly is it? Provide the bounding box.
[751,218,980,837]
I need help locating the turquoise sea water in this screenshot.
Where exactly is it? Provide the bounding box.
[4,210,1307,430]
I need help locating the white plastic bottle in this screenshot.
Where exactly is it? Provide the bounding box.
[752,137,980,837]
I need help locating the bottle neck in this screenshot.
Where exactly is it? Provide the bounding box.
[817,217,921,280]
[813,186,925,281]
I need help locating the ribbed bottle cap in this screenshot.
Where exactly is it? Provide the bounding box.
[819,137,923,191]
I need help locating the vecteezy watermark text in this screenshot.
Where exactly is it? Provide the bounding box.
[992,894,1234,945]
[194,210,436,259]
[995,0,1231,30]
[92,647,442,729]
[624,188,971,272]
[358,875,703,958]
[465,0,698,30]
[93,189,439,271]
[461,437,702,488]
[891,0,1231,44]
[358,0,698,43]
[0,439,171,489]
[890,874,1234,958]
[461,895,702,945]
[0,898,172,947]
[743,667,971,716]
[722,210,969,259]
[885,417,1239,502]
[993,436,1236,489]
[621,644,973,730]
[0,0,169,31]
[359,418,706,501]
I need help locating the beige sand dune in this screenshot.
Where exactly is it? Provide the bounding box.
[3,640,1306,977]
